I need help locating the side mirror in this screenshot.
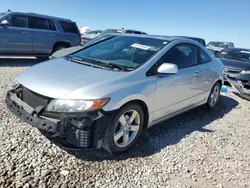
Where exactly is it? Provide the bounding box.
[157,63,178,75]
[0,20,9,26]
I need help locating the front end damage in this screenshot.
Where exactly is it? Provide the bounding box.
[224,68,250,100]
[5,85,113,149]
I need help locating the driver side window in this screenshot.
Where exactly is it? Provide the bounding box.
[6,14,28,28]
[158,44,197,69]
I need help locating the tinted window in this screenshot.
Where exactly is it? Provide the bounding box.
[125,30,133,34]
[59,21,79,33]
[134,31,142,34]
[6,15,28,28]
[28,16,56,30]
[159,44,197,69]
[199,48,212,63]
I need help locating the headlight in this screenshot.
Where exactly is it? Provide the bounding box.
[8,79,20,90]
[241,70,250,74]
[46,98,110,112]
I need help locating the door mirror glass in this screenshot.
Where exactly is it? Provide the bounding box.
[157,63,178,74]
[0,20,9,26]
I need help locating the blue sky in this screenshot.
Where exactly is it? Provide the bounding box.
[1,0,250,48]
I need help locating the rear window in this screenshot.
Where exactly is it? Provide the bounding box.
[59,21,79,33]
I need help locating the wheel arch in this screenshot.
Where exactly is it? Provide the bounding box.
[120,99,149,130]
[52,41,71,53]
[104,95,150,130]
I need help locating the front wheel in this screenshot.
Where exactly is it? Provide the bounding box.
[207,82,221,108]
[102,103,144,153]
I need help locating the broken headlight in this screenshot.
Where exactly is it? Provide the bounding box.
[8,79,20,90]
[46,98,110,112]
[241,70,250,74]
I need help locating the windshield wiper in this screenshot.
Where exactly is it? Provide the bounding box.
[105,62,128,71]
[66,55,130,71]
[65,55,108,69]
[85,58,129,71]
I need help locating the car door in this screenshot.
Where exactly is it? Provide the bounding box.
[0,14,32,54]
[28,16,57,55]
[153,43,203,122]
[195,47,216,97]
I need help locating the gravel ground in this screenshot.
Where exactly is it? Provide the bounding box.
[0,59,250,188]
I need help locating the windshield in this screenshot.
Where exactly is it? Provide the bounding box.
[83,34,114,47]
[207,42,229,48]
[72,36,169,69]
[216,49,250,63]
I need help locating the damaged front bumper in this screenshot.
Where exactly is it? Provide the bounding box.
[225,75,250,101]
[5,91,112,149]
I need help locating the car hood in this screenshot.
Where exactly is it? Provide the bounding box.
[219,58,250,70]
[16,58,127,99]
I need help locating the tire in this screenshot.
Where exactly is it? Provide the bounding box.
[102,103,144,153]
[207,82,221,109]
[52,44,68,54]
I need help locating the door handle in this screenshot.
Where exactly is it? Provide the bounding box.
[193,70,200,77]
[50,33,55,36]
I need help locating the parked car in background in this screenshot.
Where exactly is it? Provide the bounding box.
[52,30,148,58]
[176,36,206,46]
[216,48,250,89]
[207,41,235,55]
[0,11,81,58]
[6,35,224,153]
[50,34,115,59]
[102,28,147,35]
[81,30,103,44]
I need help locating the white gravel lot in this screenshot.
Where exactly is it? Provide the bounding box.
[0,59,250,188]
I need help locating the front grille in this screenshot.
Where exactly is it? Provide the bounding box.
[18,85,51,109]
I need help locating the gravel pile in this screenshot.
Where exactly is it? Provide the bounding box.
[0,60,250,188]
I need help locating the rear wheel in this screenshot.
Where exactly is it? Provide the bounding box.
[207,82,221,108]
[102,103,144,153]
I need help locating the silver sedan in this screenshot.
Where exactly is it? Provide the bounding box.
[6,34,224,153]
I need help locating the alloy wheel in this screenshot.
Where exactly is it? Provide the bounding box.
[209,85,220,107]
[113,109,141,148]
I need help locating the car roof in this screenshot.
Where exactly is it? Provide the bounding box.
[103,33,178,41]
[209,41,233,43]
[5,12,72,22]
[176,36,205,41]
[104,28,147,33]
